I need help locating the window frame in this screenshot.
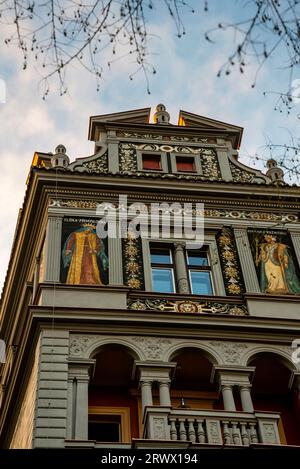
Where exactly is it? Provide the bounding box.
[137,149,168,173]
[88,406,131,443]
[150,245,176,293]
[170,152,203,175]
[142,235,225,296]
[186,247,213,295]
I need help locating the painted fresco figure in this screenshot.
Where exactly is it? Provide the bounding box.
[255,234,300,294]
[62,224,108,285]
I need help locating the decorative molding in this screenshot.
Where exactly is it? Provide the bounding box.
[209,341,250,365]
[216,227,246,295]
[128,298,248,316]
[69,335,99,357]
[49,199,298,224]
[46,189,300,211]
[68,148,108,173]
[118,142,221,179]
[152,417,168,439]
[117,130,216,144]
[131,337,172,360]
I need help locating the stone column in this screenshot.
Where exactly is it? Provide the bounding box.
[140,380,153,411]
[159,380,171,407]
[239,385,254,412]
[174,242,190,294]
[44,214,63,282]
[233,227,260,293]
[108,220,123,285]
[67,359,96,440]
[221,384,236,412]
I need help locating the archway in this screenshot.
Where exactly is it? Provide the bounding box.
[248,352,300,445]
[169,347,220,410]
[88,344,139,443]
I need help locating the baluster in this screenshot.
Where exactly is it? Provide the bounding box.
[249,423,258,444]
[179,419,187,441]
[231,421,241,445]
[240,423,250,446]
[196,419,206,444]
[169,418,177,441]
[187,419,196,443]
[222,421,231,445]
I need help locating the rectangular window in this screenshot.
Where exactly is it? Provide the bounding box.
[88,415,121,442]
[176,156,196,172]
[150,247,175,293]
[142,154,162,170]
[187,248,213,295]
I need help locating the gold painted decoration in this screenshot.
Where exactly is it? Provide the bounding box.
[122,231,144,290]
[128,297,248,315]
[216,226,245,295]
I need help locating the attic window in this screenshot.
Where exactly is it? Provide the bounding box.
[176,156,196,172]
[142,154,162,171]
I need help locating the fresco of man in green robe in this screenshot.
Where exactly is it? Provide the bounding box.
[255,234,300,294]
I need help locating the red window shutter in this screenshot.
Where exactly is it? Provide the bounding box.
[176,156,196,172]
[142,154,162,170]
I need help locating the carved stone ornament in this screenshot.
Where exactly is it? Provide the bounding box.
[128,298,248,316]
[132,337,172,360]
[209,341,249,365]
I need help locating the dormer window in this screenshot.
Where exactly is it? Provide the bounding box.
[142,154,162,171]
[176,156,196,172]
[137,150,168,173]
[170,152,202,175]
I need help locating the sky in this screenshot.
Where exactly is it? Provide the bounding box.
[0,1,299,291]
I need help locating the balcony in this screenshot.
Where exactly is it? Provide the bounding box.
[143,407,281,446]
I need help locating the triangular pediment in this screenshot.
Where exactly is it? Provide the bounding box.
[178,110,243,148]
[89,107,151,140]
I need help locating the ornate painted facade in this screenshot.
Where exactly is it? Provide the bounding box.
[1,104,300,449]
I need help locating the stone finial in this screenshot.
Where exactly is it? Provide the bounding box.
[51,144,70,168]
[153,104,170,125]
[266,158,284,182]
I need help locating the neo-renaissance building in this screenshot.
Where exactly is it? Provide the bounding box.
[1,105,300,448]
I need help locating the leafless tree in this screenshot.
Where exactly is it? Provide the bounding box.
[1,0,299,176]
[0,0,193,98]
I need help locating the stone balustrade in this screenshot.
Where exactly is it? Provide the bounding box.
[144,408,281,446]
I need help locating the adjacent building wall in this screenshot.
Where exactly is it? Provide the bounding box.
[10,339,40,448]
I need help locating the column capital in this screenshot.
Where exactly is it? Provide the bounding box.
[68,358,96,381]
[174,241,186,250]
[133,361,176,382]
[211,365,255,386]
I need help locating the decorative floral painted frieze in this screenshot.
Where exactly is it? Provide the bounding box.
[122,232,145,289]
[216,227,245,295]
[128,297,248,316]
[117,130,216,144]
[49,199,299,224]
